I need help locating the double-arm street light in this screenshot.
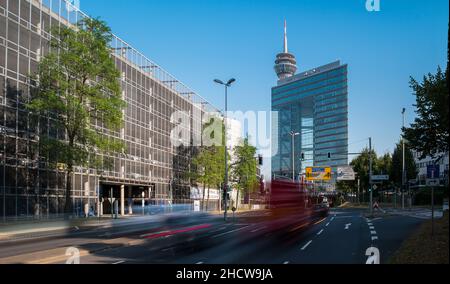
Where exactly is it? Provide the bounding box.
[289,131,300,181]
[214,78,236,221]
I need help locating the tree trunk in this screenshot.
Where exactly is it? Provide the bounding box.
[202,183,206,211]
[236,189,240,212]
[65,166,73,218]
[206,187,210,212]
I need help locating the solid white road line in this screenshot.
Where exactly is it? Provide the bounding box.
[317,229,324,236]
[113,260,125,265]
[251,226,267,233]
[211,226,248,238]
[301,240,313,251]
[371,230,377,235]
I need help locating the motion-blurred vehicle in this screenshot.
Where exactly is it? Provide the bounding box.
[266,179,329,234]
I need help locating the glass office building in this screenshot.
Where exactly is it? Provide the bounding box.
[271,24,348,179]
[0,0,218,219]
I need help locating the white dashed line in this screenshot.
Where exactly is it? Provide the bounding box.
[367,223,373,226]
[301,240,313,251]
[371,236,378,241]
[283,261,290,264]
[325,222,330,227]
[196,262,204,264]
[371,230,377,235]
[317,229,324,236]
[369,226,375,230]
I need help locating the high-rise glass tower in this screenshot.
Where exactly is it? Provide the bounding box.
[272,22,348,180]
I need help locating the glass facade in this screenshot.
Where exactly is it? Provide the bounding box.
[0,0,218,219]
[272,61,348,179]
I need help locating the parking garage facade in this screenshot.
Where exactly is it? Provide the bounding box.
[0,0,218,219]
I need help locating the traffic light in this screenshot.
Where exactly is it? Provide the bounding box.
[327,152,331,159]
[301,153,305,161]
[258,155,263,166]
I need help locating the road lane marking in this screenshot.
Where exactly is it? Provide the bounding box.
[251,226,267,233]
[325,222,330,227]
[196,262,204,264]
[113,260,125,265]
[345,223,352,230]
[317,229,324,236]
[210,226,228,233]
[369,226,375,230]
[314,218,327,225]
[290,223,309,232]
[211,226,248,238]
[283,261,290,264]
[371,230,377,235]
[368,223,373,226]
[371,236,378,241]
[330,217,335,221]
[301,240,313,251]
[141,224,212,239]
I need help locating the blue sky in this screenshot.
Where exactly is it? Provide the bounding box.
[80,0,448,173]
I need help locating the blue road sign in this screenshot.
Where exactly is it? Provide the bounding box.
[427,165,440,179]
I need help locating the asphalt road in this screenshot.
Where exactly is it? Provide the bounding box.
[0,208,425,264]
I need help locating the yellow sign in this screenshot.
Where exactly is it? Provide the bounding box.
[306,167,332,181]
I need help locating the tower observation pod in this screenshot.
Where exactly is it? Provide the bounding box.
[274,20,297,80]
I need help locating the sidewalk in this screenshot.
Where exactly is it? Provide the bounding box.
[0,210,209,242]
[0,216,133,242]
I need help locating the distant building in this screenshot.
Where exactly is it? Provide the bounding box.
[413,152,449,187]
[271,21,349,180]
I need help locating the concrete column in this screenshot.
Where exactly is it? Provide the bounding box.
[120,185,125,216]
[128,186,133,215]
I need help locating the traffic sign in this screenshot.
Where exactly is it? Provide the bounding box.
[372,175,389,181]
[427,165,440,179]
[306,167,332,181]
[337,166,356,181]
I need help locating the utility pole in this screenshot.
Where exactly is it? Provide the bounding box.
[369,137,373,217]
[289,131,300,181]
[357,177,361,205]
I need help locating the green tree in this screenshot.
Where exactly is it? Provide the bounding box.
[191,118,228,210]
[350,148,378,192]
[377,153,392,176]
[231,137,258,209]
[28,18,126,214]
[390,141,418,187]
[403,66,449,159]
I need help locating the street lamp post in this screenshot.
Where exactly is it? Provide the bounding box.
[369,137,374,217]
[214,78,236,221]
[289,131,300,181]
[402,108,406,210]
